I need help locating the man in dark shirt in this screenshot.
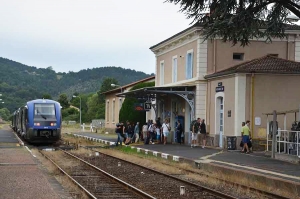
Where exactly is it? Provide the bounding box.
[200,119,207,148]
[115,122,123,146]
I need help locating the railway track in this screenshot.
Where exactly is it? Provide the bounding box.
[78,146,291,199]
[56,147,236,199]
[40,149,155,199]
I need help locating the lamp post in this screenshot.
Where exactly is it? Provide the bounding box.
[72,95,81,128]
[111,84,122,93]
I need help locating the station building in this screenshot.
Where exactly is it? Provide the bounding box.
[106,22,300,149]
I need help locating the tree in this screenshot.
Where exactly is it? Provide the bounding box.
[57,93,70,109]
[166,0,300,46]
[0,108,10,121]
[119,82,155,128]
[97,77,119,103]
[42,93,52,99]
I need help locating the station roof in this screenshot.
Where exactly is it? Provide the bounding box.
[263,109,299,116]
[205,55,300,79]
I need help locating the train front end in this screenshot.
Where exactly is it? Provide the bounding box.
[27,100,62,144]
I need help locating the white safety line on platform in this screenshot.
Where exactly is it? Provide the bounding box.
[200,151,224,160]
[206,159,300,181]
[25,146,36,158]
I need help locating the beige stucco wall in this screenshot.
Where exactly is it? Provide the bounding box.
[156,40,197,86]
[252,74,300,138]
[207,40,296,74]
[207,76,235,137]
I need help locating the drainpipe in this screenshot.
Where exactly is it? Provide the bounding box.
[213,39,216,73]
[250,73,255,138]
[287,40,290,59]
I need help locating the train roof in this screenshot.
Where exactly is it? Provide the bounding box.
[26,99,60,106]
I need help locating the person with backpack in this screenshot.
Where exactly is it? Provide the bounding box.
[191,118,201,148]
[148,122,155,144]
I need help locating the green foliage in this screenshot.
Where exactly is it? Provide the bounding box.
[129,81,155,91]
[119,81,155,127]
[57,94,70,109]
[97,77,119,103]
[42,93,52,99]
[166,0,300,46]
[0,108,11,121]
[119,97,145,125]
[0,57,150,113]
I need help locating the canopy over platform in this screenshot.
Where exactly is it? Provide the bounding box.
[116,85,195,100]
[116,85,196,119]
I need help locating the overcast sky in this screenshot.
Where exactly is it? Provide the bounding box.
[0,0,192,75]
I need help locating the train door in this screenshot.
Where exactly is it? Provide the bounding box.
[21,108,28,137]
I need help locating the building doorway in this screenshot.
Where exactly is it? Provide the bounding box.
[216,96,224,148]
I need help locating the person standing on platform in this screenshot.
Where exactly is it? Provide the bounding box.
[162,119,171,145]
[134,122,140,143]
[242,120,251,153]
[142,123,148,141]
[191,118,201,148]
[200,119,207,148]
[176,120,183,144]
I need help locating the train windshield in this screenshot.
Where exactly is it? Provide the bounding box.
[34,103,56,119]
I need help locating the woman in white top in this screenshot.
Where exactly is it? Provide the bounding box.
[161,119,170,145]
[142,123,148,141]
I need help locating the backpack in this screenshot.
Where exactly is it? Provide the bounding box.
[190,120,197,131]
[148,124,154,132]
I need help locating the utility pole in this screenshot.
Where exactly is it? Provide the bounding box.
[271,110,277,159]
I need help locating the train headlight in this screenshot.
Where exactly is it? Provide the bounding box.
[34,123,40,126]
[50,123,56,126]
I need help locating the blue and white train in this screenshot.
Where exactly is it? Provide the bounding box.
[12,99,62,144]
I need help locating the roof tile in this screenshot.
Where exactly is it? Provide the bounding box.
[205,56,300,78]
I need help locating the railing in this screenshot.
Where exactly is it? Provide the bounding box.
[268,130,300,156]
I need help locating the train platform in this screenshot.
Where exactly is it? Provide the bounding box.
[0,128,70,199]
[73,132,300,185]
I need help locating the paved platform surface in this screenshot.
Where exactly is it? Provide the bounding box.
[0,128,71,199]
[74,131,300,183]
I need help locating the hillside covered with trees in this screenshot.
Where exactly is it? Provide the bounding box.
[0,57,152,121]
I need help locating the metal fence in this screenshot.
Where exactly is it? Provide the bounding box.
[275,130,300,156]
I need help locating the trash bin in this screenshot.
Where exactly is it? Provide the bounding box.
[227,136,237,150]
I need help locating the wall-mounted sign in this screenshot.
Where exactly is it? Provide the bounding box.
[228,110,231,117]
[215,86,225,92]
[144,102,151,110]
[255,117,261,126]
[134,103,145,111]
[218,82,223,87]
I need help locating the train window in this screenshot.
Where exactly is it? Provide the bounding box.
[34,104,56,118]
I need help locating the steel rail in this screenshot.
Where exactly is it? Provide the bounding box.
[81,146,236,199]
[39,150,97,199]
[81,146,291,199]
[60,149,156,199]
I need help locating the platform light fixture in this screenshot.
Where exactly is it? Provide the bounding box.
[111,84,123,93]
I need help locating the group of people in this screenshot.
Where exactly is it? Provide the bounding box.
[115,117,185,146]
[115,117,252,152]
[191,118,207,148]
[115,121,140,146]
